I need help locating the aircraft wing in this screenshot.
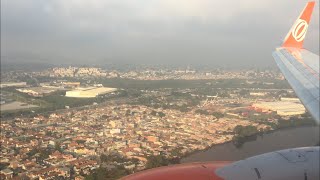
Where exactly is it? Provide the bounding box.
[122,2,319,180]
[272,1,319,123]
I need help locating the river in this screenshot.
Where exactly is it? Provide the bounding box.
[181,126,319,163]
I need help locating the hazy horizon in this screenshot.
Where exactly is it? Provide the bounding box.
[1,0,319,68]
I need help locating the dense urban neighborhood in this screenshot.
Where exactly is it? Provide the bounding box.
[0,66,315,179]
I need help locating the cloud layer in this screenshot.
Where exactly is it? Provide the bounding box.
[1,0,319,67]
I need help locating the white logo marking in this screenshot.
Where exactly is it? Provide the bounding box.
[291,19,308,42]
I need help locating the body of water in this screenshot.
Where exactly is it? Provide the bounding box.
[181,126,319,163]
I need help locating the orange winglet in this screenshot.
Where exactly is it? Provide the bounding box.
[282,1,315,49]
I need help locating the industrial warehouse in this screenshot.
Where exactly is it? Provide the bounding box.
[65,87,117,98]
[252,100,306,116]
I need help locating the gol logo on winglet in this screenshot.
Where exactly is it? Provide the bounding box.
[291,19,308,42]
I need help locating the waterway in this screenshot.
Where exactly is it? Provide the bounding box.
[181,126,319,163]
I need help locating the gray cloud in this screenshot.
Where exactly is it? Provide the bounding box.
[1,0,319,67]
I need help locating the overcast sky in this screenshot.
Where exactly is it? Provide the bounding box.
[1,0,319,68]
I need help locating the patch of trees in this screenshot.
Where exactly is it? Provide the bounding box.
[42,94,98,109]
[239,89,249,96]
[85,153,137,180]
[100,153,129,164]
[232,125,259,148]
[212,112,224,119]
[76,140,86,144]
[163,104,191,113]
[276,117,315,129]
[150,110,166,118]
[171,91,191,98]
[233,125,259,137]
[96,78,292,90]
[98,78,215,89]
[26,148,53,160]
[136,96,160,105]
[85,166,130,180]
[16,75,38,86]
[1,110,37,120]
[195,109,209,115]
[194,109,224,119]
[145,154,179,170]
[0,163,10,171]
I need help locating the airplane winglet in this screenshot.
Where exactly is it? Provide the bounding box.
[282,1,315,49]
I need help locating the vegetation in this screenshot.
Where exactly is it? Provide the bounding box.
[212,112,224,119]
[84,153,138,180]
[232,125,259,148]
[231,116,316,148]
[99,153,129,164]
[194,109,224,119]
[1,77,289,120]
[0,163,10,171]
[85,166,130,180]
[131,92,197,113]
[84,153,180,180]
[195,109,209,115]
[1,89,127,119]
[97,78,290,90]
[233,125,259,137]
[145,154,180,169]
[149,110,166,118]
[26,148,53,160]
[275,117,316,129]
[145,155,170,169]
